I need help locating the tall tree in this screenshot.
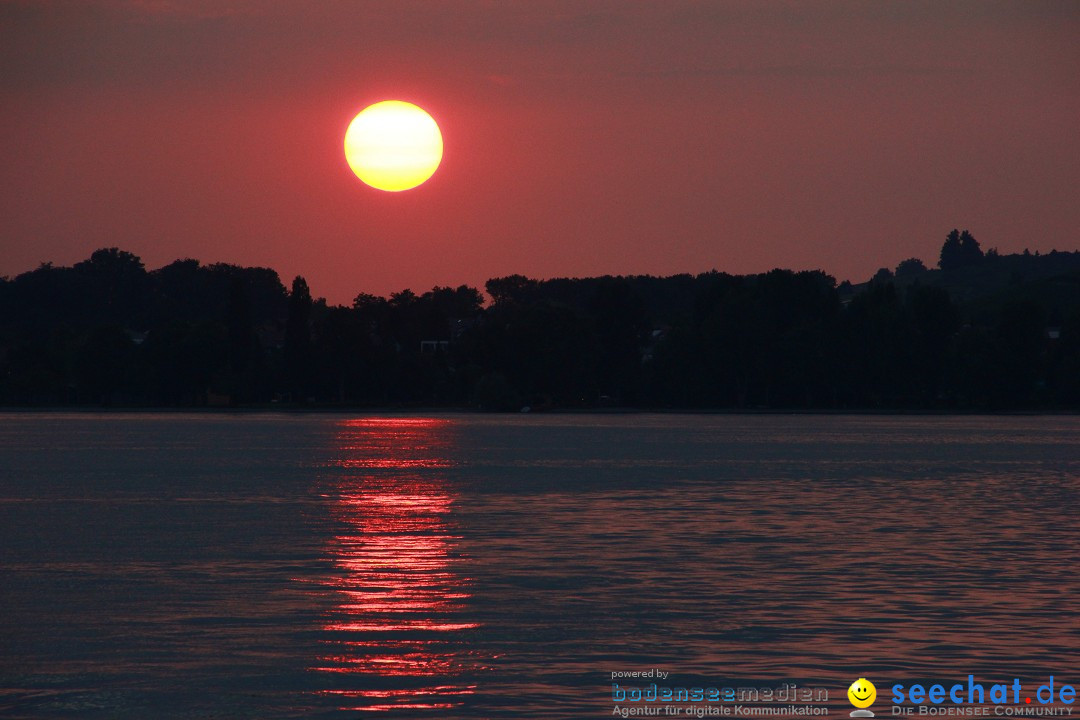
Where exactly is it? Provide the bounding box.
[284,276,313,400]
[959,230,984,266]
[939,229,963,271]
[940,229,983,271]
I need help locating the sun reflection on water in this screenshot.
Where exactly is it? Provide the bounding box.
[315,417,481,713]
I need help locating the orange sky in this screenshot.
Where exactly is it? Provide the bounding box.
[1,1,1078,303]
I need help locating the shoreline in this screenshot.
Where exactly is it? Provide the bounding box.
[0,405,1076,417]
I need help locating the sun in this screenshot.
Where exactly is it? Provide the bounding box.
[344,101,443,192]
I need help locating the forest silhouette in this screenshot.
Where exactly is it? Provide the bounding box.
[2,231,1079,410]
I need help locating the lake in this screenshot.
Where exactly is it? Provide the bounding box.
[0,413,1077,719]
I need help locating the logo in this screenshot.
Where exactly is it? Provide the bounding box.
[849,678,877,717]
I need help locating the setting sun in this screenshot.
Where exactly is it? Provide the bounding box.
[344,100,443,192]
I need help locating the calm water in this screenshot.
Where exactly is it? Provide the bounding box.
[0,413,1077,719]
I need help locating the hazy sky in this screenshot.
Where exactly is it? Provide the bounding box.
[2,0,1077,303]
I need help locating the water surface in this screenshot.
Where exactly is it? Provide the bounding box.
[0,413,1077,718]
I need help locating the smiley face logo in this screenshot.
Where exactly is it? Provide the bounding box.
[848,678,877,709]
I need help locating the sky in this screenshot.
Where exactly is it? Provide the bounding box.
[1,0,1078,304]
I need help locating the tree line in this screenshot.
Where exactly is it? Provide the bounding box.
[1,232,1078,410]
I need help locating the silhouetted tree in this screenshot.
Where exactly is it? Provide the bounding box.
[473,372,520,411]
[3,245,1079,410]
[905,285,959,404]
[312,305,367,403]
[589,277,646,402]
[486,275,539,306]
[895,258,927,277]
[143,320,225,405]
[76,325,137,404]
[225,277,261,402]
[959,230,984,266]
[992,300,1045,404]
[873,267,894,283]
[284,276,313,400]
[842,281,910,406]
[940,229,983,271]
[1049,311,1080,405]
[939,229,963,271]
[74,248,149,327]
